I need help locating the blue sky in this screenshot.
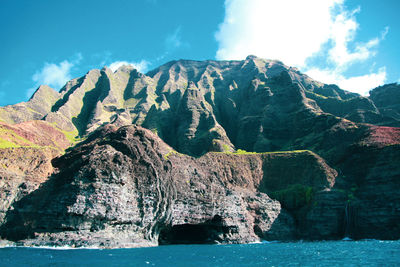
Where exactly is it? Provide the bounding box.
[0,0,399,106]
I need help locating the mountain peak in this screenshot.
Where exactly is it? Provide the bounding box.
[29,85,58,101]
[115,64,136,73]
[246,55,258,60]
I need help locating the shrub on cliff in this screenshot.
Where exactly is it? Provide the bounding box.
[270,184,314,210]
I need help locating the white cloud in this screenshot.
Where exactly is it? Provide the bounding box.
[148,27,189,64]
[28,54,82,98]
[215,0,388,94]
[32,60,73,90]
[215,0,340,66]
[108,60,150,73]
[328,15,388,70]
[73,53,83,64]
[306,67,386,96]
[165,27,183,50]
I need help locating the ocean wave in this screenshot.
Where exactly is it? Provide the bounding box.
[0,245,104,250]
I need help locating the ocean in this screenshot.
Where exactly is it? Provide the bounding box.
[1,240,399,266]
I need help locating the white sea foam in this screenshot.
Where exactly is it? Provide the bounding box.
[0,245,104,250]
[35,245,106,250]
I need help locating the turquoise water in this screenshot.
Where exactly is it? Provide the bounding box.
[1,240,399,266]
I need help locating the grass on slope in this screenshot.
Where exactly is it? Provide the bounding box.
[0,127,35,148]
[212,148,311,155]
[0,123,76,151]
[0,138,19,149]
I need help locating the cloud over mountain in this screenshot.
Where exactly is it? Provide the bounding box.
[215,0,388,95]
[32,60,74,89]
[109,60,150,72]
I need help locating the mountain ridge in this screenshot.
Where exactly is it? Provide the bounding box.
[0,56,399,247]
[1,56,399,149]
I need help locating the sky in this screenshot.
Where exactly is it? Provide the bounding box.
[0,0,399,106]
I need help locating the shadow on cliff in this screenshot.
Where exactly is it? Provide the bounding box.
[331,143,400,240]
[72,72,110,136]
[0,164,85,241]
[158,215,235,245]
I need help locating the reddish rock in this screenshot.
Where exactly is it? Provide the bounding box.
[0,126,337,247]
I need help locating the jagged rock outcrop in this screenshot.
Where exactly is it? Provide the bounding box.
[0,125,339,247]
[0,85,60,124]
[369,83,400,126]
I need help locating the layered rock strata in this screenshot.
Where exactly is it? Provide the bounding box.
[0,125,338,247]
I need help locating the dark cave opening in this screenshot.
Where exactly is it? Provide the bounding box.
[158,215,232,245]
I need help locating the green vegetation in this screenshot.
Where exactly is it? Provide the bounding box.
[181,81,189,90]
[0,123,78,152]
[26,106,42,116]
[124,98,140,108]
[234,149,257,155]
[61,129,81,144]
[269,184,314,210]
[222,143,231,153]
[0,137,55,150]
[0,109,9,123]
[163,149,179,160]
[0,127,35,147]
[347,193,356,203]
[347,183,358,203]
[151,128,158,135]
[211,149,311,156]
[264,149,310,154]
[335,185,359,204]
[0,138,19,149]
[304,90,328,100]
[48,121,81,145]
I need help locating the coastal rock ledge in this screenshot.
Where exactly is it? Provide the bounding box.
[0,125,339,248]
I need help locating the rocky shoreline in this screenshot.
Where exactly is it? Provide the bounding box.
[0,125,398,248]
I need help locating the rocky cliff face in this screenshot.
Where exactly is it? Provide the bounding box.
[0,56,399,247]
[0,125,338,247]
[335,126,400,240]
[0,120,70,229]
[369,83,400,126]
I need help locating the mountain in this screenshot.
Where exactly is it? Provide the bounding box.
[369,83,400,126]
[0,56,399,247]
[1,56,398,154]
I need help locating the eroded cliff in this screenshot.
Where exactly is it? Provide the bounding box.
[0,125,339,247]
